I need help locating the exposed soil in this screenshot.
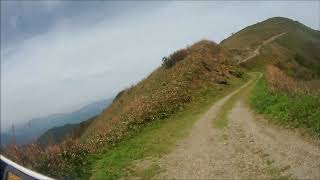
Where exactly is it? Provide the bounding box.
[154,77,320,179]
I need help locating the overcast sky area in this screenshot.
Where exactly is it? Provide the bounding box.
[1,1,319,130]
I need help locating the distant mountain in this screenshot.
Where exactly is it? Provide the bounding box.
[221,17,320,79]
[37,116,96,146]
[37,124,78,146]
[1,98,113,147]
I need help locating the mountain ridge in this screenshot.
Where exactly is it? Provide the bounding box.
[1,98,112,147]
[221,17,320,79]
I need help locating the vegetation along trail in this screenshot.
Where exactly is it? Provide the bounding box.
[156,73,320,179]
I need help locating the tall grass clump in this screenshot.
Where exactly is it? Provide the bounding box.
[266,65,319,95]
[251,65,320,136]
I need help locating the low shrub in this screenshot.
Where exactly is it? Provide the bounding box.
[162,49,188,68]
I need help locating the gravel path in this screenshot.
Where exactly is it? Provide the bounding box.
[229,101,320,179]
[155,77,320,179]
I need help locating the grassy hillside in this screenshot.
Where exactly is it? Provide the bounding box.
[251,65,320,137]
[81,40,244,149]
[3,40,246,179]
[78,40,246,178]
[221,17,320,79]
[86,75,248,179]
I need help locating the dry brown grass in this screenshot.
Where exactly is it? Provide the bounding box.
[266,64,319,95]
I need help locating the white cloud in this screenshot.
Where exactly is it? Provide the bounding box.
[41,0,61,11]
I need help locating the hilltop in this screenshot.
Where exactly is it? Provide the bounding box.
[221,17,320,79]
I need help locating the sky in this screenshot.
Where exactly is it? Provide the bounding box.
[1,1,319,130]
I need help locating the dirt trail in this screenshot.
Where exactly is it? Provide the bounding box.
[155,76,320,179]
[237,32,286,64]
[229,101,320,179]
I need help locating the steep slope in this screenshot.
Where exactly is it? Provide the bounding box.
[221,17,320,79]
[81,40,244,149]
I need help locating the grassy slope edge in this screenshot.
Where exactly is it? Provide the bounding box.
[250,76,320,137]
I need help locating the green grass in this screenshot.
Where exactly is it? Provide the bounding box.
[78,76,249,180]
[250,76,320,137]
